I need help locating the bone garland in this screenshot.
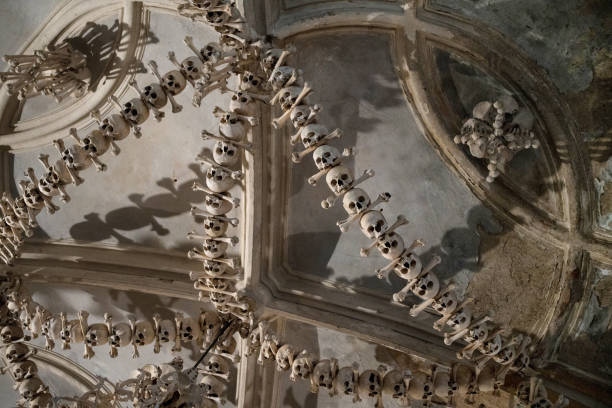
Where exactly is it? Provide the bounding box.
[454,96,539,183]
[0,39,90,101]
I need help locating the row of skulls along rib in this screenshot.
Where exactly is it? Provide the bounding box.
[1,274,242,407]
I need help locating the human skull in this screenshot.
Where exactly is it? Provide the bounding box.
[12,195,34,220]
[300,124,329,149]
[275,344,297,371]
[359,210,388,240]
[261,48,283,74]
[122,98,150,125]
[203,260,227,277]
[61,144,91,171]
[202,239,228,259]
[30,393,52,408]
[270,66,299,91]
[161,70,187,95]
[20,182,45,210]
[446,308,472,332]
[337,366,358,396]
[37,165,62,197]
[206,354,230,375]
[18,377,45,400]
[143,83,168,109]
[205,166,234,193]
[290,105,316,128]
[200,311,220,343]
[181,57,205,81]
[109,322,132,347]
[290,351,314,381]
[326,166,353,195]
[411,272,440,300]
[433,370,457,399]
[213,141,239,166]
[218,111,247,140]
[179,317,201,343]
[313,145,340,170]
[205,10,231,25]
[1,323,25,343]
[277,86,305,111]
[464,322,489,343]
[10,360,38,381]
[200,42,223,64]
[85,323,109,347]
[5,342,30,363]
[82,129,110,157]
[155,319,176,344]
[312,359,337,393]
[393,252,422,280]
[202,216,229,238]
[98,113,130,141]
[376,232,405,260]
[216,335,237,355]
[359,369,383,398]
[204,194,232,215]
[431,290,458,315]
[199,375,225,399]
[133,320,155,346]
[342,188,370,216]
[239,71,262,91]
[406,372,434,401]
[383,369,410,399]
[471,101,496,122]
[493,343,518,365]
[229,91,257,116]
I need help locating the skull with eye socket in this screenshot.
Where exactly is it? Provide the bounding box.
[206,354,230,375]
[218,111,247,140]
[11,196,34,221]
[289,350,314,382]
[359,369,383,398]
[1,323,25,343]
[61,144,91,171]
[359,210,388,240]
[411,272,440,300]
[270,66,300,91]
[290,105,315,129]
[200,42,223,64]
[179,317,201,343]
[239,71,262,91]
[277,86,305,111]
[300,124,329,149]
[204,194,232,215]
[205,10,231,25]
[9,360,38,381]
[261,48,283,75]
[85,323,109,347]
[161,70,187,95]
[202,239,228,259]
[180,57,205,82]
[376,232,405,260]
[229,91,257,116]
[143,83,168,109]
[189,0,221,8]
[202,216,229,238]
[326,166,353,195]
[20,182,46,211]
[37,162,64,198]
[213,141,238,166]
[393,252,422,280]
[203,260,227,276]
[313,145,340,170]
[342,188,370,216]
[122,98,150,125]
[109,322,132,348]
[337,365,359,398]
[82,130,110,157]
[97,113,130,141]
[133,320,155,346]
[206,166,234,193]
[155,319,176,344]
[199,310,221,343]
[199,375,226,399]
[447,308,472,333]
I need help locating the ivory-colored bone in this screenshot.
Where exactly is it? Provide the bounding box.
[130,79,164,121]
[109,95,142,138]
[189,270,241,281]
[434,298,474,331]
[190,206,239,226]
[409,281,454,317]
[377,239,424,279]
[495,336,531,379]
[198,369,231,382]
[183,36,202,61]
[321,169,375,208]
[78,310,94,360]
[191,182,240,207]
[360,215,408,257]
[272,84,312,128]
[445,316,492,345]
[193,282,239,299]
[338,192,392,233]
[393,255,442,303]
[213,106,258,127]
[173,313,183,353]
[291,128,343,163]
[201,130,253,151]
[307,166,333,186]
[25,168,59,213]
[152,313,162,354]
[148,60,182,113]
[187,232,239,246]
[289,106,321,144]
[268,50,291,82]
[188,248,237,268]
[473,328,507,370]
[197,154,243,180]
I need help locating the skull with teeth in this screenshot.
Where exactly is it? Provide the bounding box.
[10,360,38,381]
[376,232,405,260]
[337,366,358,397]
[383,369,410,399]
[122,98,150,125]
[432,290,458,315]
[213,141,238,166]
[109,322,132,348]
[204,194,232,215]
[143,83,168,109]
[359,369,383,398]
[82,130,110,157]
[203,260,227,276]
[200,42,223,63]
[325,166,353,195]
[133,320,155,346]
[199,375,225,399]
[229,92,256,116]
[161,70,187,95]
[394,252,422,280]
[156,319,176,344]
[359,210,388,240]
[181,57,205,82]
[98,113,130,141]
[300,124,329,149]
[239,71,262,91]
[278,86,305,111]
[85,323,109,347]
[202,239,228,259]
[313,145,340,170]
[411,272,440,299]
[202,216,228,238]
[342,188,370,216]
[206,354,230,375]
[206,166,234,193]
[179,317,201,342]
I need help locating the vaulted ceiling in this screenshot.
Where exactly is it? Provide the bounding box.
[0,0,610,407]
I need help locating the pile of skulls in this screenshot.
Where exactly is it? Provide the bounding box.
[0,40,90,101]
[0,274,52,408]
[454,96,540,182]
[260,42,534,394]
[245,320,525,407]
